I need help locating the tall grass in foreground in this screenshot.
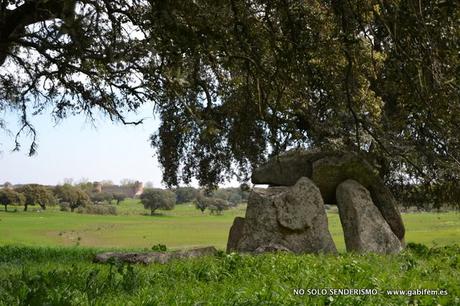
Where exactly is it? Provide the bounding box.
[0,243,458,305]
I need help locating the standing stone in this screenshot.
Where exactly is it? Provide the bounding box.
[368,183,405,241]
[336,179,402,254]
[236,177,337,254]
[226,217,245,253]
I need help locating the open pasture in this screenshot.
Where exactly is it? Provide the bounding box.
[0,200,458,251]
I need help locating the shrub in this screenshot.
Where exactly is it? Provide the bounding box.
[151,244,167,252]
[90,192,114,204]
[195,194,229,214]
[76,204,117,215]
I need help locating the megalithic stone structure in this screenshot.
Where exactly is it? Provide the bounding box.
[251,149,405,242]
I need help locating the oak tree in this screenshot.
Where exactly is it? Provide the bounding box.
[140,188,175,215]
[15,184,55,211]
[1,1,459,206]
[0,188,25,211]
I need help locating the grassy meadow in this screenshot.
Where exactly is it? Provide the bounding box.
[0,244,459,305]
[0,199,459,250]
[0,200,459,305]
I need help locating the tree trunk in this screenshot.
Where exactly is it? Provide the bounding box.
[24,204,28,211]
[151,209,155,216]
[4,205,7,212]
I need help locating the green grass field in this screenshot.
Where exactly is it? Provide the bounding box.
[0,200,459,305]
[0,244,459,305]
[0,199,458,251]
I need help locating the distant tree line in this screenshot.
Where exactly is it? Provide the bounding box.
[0,182,249,215]
[0,181,130,213]
[173,185,250,214]
[175,186,249,204]
[391,181,460,211]
[0,184,55,212]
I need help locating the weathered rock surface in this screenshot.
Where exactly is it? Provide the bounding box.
[251,148,331,186]
[368,183,405,241]
[310,152,378,203]
[254,243,292,254]
[226,217,245,253]
[93,246,217,264]
[336,180,402,254]
[251,149,405,241]
[236,177,337,254]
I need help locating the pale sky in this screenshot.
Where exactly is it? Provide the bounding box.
[0,105,180,187]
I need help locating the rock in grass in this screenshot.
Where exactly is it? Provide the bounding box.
[236,177,337,254]
[93,246,217,264]
[226,217,245,253]
[336,180,402,254]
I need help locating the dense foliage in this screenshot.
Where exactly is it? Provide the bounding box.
[0,189,24,211]
[195,194,230,215]
[175,187,198,204]
[1,1,459,205]
[15,184,55,211]
[0,244,458,305]
[89,192,113,204]
[54,184,91,212]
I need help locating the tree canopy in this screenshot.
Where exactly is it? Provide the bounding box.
[15,184,55,211]
[54,184,91,212]
[140,188,176,215]
[1,1,459,201]
[0,188,25,211]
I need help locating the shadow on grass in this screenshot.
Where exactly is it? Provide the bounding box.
[140,212,173,218]
[0,209,20,213]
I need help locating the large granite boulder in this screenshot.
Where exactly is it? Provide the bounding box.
[336,180,402,254]
[235,177,337,254]
[251,149,405,242]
